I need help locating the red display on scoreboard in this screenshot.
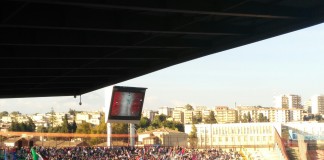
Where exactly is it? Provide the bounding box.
[107,86,147,123]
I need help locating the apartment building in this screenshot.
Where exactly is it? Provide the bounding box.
[1,116,13,123]
[311,95,324,114]
[214,106,237,123]
[75,112,101,125]
[142,110,158,121]
[201,110,211,123]
[32,114,45,122]
[289,109,303,122]
[274,94,302,109]
[304,99,312,113]
[158,107,173,117]
[183,110,194,124]
[172,110,184,123]
[16,115,29,123]
[236,106,302,123]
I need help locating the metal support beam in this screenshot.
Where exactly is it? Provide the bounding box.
[0,24,244,36]
[0,43,197,49]
[5,0,298,19]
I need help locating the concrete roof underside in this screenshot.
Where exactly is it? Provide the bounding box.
[1,0,324,98]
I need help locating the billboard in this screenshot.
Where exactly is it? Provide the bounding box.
[106,86,147,123]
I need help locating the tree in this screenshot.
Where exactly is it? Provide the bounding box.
[157,114,167,122]
[162,120,174,129]
[315,115,323,121]
[111,123,128,134]
[263,116,269,122]
[184,104,194,110]
[205,111,217,124]
[49,107,57,127]
[27,117,36,132]
[9,118,35,132]
[9,121,19,131]
[70,120,77,133]
[247,112,252,122]
[151,114,167,129]
[91,114,106,134]
[0,111,8,118]
[192,113,202,124]
[173,122,184,132]
[188,124,197,147]
[48,126,62,133]
[60,114,69,133]
[258,113,265,122]
[242,113,248,123]
[68,108,77,116]
[76,121,92,134]
[11,111,21,116]
[90,114,106,145]
[257,112,269,122]
[138,117,150,128]
[36,126,48,133]
[303,115,311,121]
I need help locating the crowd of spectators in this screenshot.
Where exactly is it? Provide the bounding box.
[1,146,244,160]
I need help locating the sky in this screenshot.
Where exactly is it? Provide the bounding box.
[1,23,324,114]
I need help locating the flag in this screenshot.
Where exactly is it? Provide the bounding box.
[4,150,7,160]
[36,153,44,160]
[31,147,38,160]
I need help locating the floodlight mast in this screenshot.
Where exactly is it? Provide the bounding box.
[107,123,112,148]
[129,123,135,147]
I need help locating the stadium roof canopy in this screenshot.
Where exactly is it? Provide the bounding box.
[1,0,324,98]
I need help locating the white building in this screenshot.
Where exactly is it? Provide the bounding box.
[274,109,289,123]
[289,109,303,122]
[142,110,158,121]
[75,112,101,125]
[76,113,90,123]
[158,107,173,117]
[1,116,13,123]
[32,114,45,122]
[88,112,101,125]
[304,99,312,113]
[311,95,324,114]
[138,128,188,147]
[16,115,29,123]
[201,109,211,122]
[236,107,302,123]
[185,123,282,148]
[172,110,184,123]
[183,110,194,124]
